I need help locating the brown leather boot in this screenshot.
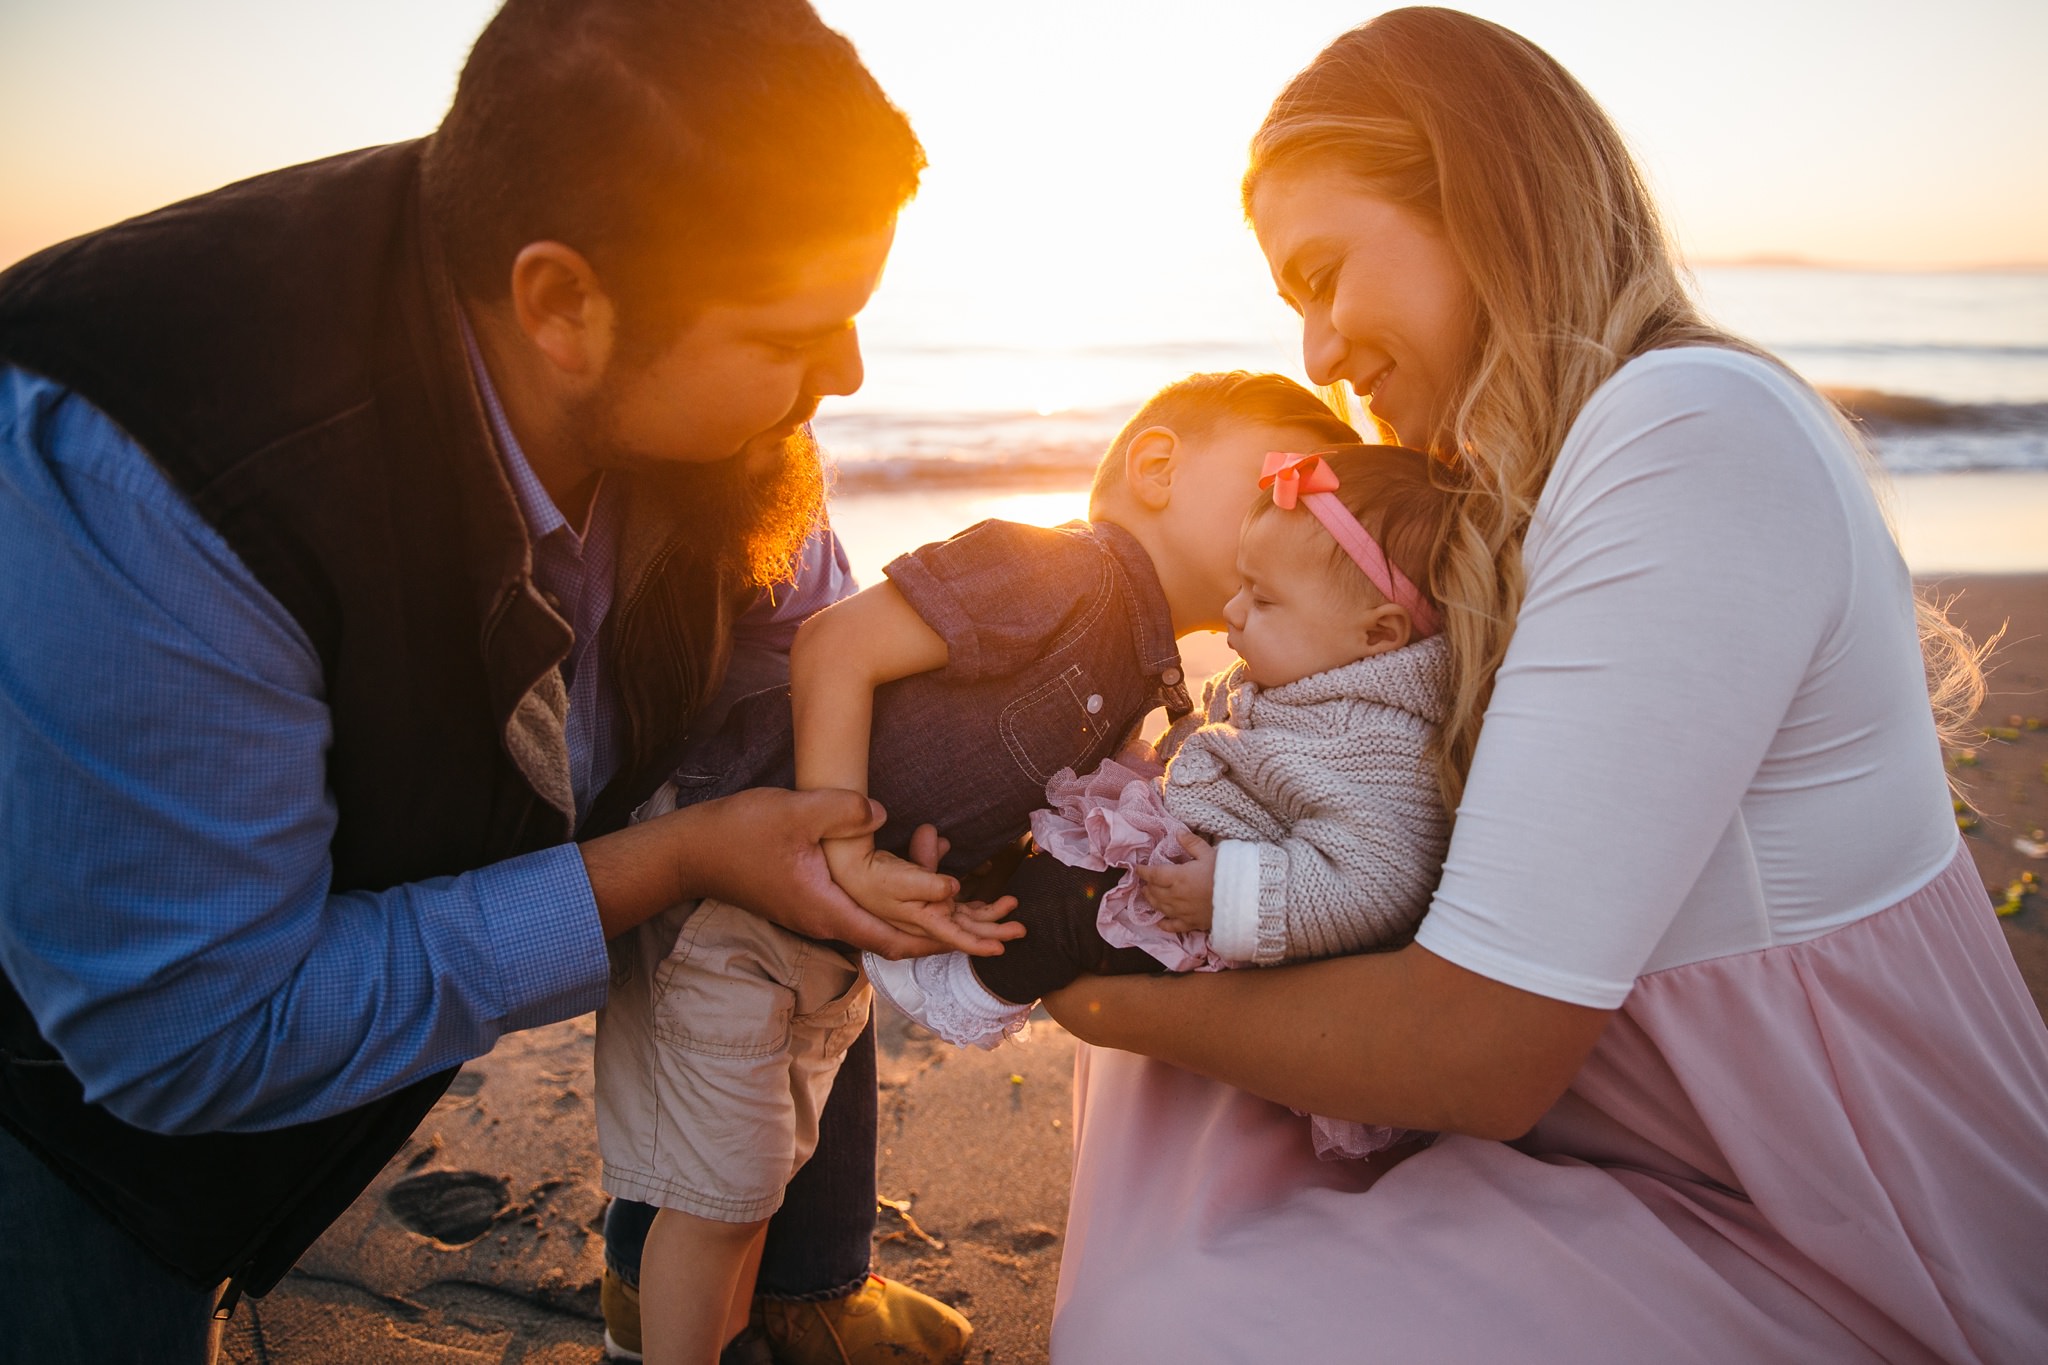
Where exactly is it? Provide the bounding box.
[604,1268,972,1365]
[757,1275,972,1365]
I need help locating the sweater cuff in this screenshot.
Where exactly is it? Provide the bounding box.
[1210,841,1263,962]
[1252,844,1292,966]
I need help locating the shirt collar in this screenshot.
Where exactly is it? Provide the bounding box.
[458,312,585,549]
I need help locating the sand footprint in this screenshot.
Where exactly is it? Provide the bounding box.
[385,1169,511,1247]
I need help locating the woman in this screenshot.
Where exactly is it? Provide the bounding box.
[1042,9,2048,1361]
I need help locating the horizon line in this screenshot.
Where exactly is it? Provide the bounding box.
[1687,253,2048,275]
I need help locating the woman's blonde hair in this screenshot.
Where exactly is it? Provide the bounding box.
[1243,6,1982,806]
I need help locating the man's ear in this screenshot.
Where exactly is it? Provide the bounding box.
[507,241,615,381]
[1354,602,1414,657]
[1122,425,1182,512]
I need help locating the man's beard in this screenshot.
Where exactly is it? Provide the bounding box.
[575,390,831,591]
[683,423,830,589]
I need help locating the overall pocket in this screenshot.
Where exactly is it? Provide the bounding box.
[998,662,1110,785]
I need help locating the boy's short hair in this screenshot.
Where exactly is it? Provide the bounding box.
[1247,443,1451,610]
[1088,372,1361,509]
[424,0,924,327]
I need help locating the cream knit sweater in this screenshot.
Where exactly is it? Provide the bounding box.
[1159,636,1451,967]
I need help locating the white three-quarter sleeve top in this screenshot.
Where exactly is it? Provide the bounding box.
[1413,347,1961,1008]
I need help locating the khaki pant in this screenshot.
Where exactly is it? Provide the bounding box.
[594,898,870,1222]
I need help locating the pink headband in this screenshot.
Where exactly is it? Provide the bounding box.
[1259,452,1442,638]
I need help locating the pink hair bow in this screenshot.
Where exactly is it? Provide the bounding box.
[1258,451,1442,638]
[1259,451,1339,510]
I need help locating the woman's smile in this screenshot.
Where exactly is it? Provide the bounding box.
[1358,359,1395,407]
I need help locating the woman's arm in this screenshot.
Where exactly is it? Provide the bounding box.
[790,582,1019,953]
[1042,945,1610,1140]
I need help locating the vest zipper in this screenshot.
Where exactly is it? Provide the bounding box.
[619,536,681,621]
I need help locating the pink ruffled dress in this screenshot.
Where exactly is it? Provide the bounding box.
[1029,752,1223,973]
[1030,752,1401,1161]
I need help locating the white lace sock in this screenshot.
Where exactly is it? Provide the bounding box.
[863,950,1032,1050]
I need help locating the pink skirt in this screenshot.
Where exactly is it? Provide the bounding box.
[1052,843,2048,1363]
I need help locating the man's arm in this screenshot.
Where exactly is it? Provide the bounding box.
[0,374,894,1136]
[0,372,616,1135]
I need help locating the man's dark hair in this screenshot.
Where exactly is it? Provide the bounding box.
[423,0,924,316]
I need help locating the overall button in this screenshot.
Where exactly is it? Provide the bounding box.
[1085,693,1104,714]
[1160,667,1183,686]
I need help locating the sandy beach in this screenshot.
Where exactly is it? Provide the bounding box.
[218,571,2048,1364]
[1928,574,2048,1019]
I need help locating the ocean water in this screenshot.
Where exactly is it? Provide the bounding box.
[815,267,2048,578]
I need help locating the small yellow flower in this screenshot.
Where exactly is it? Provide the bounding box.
[1996,872,2040,918]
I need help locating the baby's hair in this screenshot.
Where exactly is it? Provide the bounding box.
[1246,444,1451,614]
[1088,371,1360,509]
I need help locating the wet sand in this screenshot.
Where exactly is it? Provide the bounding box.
[221,573,2048,1364]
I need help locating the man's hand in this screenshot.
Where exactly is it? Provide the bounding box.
[581,786,954,958]
[1136,831,1216,934]
[822,835,1024,957]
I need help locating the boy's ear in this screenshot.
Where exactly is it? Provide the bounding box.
[1355,602,1414,657]
[1122,425,1181,512]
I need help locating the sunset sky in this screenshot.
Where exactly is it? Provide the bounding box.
[2,0,2043,343]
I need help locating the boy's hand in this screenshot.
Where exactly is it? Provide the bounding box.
[824,835,1026,956]
[1138,831,1216,934]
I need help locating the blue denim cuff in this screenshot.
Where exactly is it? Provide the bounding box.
[756,1271,871,1304]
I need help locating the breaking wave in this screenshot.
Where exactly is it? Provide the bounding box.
[817,387,2048,492]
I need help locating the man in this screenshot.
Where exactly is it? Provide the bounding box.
[0,2,970,1360]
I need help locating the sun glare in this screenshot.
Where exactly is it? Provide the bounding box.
[4,3,2041,287]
